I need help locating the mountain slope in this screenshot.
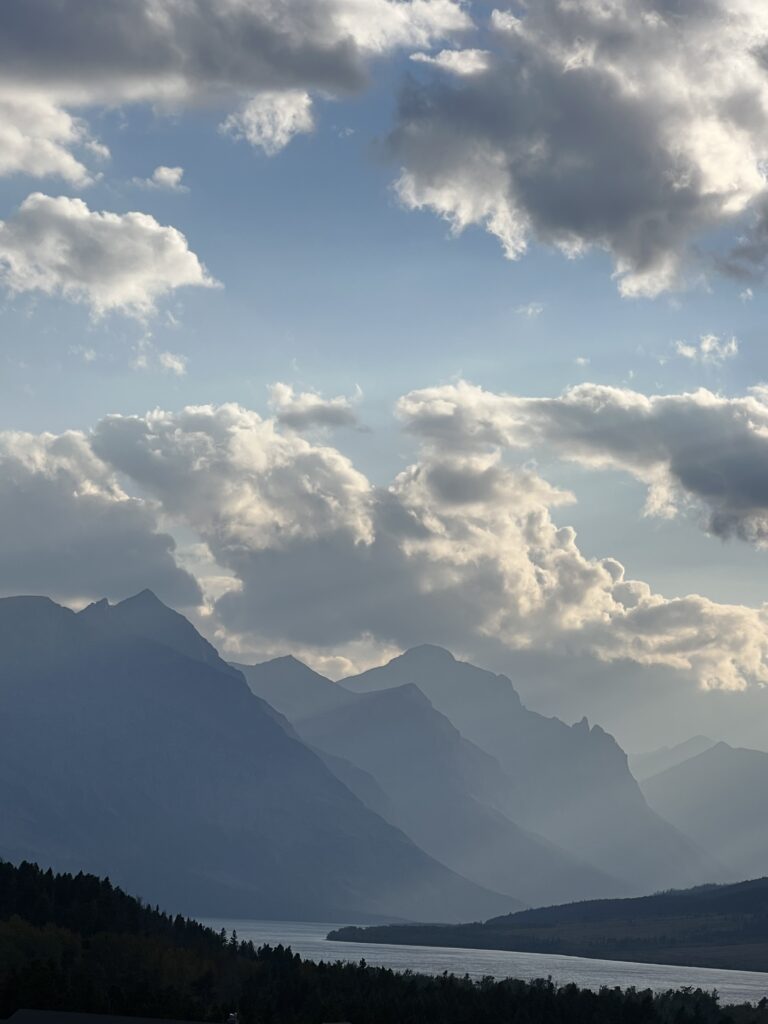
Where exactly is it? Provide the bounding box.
[329,876,768,971]
[298,682,625,907]
[642,742,768,880]
[234,654,355,721]
[0,594,517,924]
[630,736,716,782]
[344,646,719,894]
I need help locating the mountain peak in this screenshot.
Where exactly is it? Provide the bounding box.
[400,644,456,664]
[117,588,166,610]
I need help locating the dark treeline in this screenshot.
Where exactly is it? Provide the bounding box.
[330,878,768,972]
[3,862,768,1024]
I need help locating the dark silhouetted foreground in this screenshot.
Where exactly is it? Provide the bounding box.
[3,862,768,1024]
[331,877,768,972]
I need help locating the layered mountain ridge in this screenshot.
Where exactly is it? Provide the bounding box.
[0,590,727,924]
[0,593,516,923]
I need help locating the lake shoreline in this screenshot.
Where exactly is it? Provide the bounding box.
[201,918,768,1007]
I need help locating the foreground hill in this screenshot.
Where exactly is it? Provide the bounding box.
[330,877,768,972]
[642,743,768,881]
[343,646,718,894]
[5,862,764,1023]
[0,592,515,923]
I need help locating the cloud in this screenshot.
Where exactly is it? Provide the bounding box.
[389,0,768,296]
[0,0,470,177]
[222,91,314,155]
[0,93,106,184]
[410,48,491,76]
[83,397,768,692]
[674,334,738,365]
[515,301,544,318]
[135,165,188,192]
[397,379,768,546]
[91,404,375,552]
[268,382,361,430]
[0,428,201,606]
[0,193,217,318]
[158,351,188,376]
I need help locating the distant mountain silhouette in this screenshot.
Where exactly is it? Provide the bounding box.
[344,646,720,893]
[234,655,355,721]
[642,742,768,881]
[0,593,518,923]
[329,876,768,971]
[298,681,623,906]
[81,589,233,674]
[629,735,716,782]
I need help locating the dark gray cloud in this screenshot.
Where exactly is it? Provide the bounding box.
[0,0,471,168]
[398,380,768,545]
[268,382,361,431]
[391,1,768,295]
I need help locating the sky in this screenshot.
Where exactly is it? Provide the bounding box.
[3,0,768,750]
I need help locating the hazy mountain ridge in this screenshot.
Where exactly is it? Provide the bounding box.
[0,593,517,923]
[295,680,623,906]
[343,645,720,894]
[642,742,768,882]
[235,654,356,721]
[630,736,717,782]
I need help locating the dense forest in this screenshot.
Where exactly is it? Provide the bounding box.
[3,861,768,1024]
[330,878,768,972]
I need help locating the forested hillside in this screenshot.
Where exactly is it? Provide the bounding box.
[331,877,768,972]
[4,861,768,1023]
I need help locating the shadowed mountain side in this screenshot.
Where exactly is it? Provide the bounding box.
[234,655,356,722]
[642,743,768,881]
[630,736,717,783]
[0,595,519,924]
[297,682,625,907]
[343,646,720,894]
[329,876,768,972]
[81,589,236,676]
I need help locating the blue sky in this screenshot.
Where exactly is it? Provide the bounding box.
[3,0,768,747]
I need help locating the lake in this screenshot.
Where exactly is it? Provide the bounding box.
[202,918,768,1006]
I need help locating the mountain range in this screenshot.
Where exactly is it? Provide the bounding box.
[0,589,740,924]
[342,646,718,893]
[0,591,513,923]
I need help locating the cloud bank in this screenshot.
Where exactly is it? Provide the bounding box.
[0,387,764,691]
[0,0,470,177]
[398,379,768,546]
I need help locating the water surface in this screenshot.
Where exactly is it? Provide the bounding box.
[202,918,768,1006]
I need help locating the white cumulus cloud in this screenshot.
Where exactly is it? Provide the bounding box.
[222,91,314,155]
[0,193,217,318]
